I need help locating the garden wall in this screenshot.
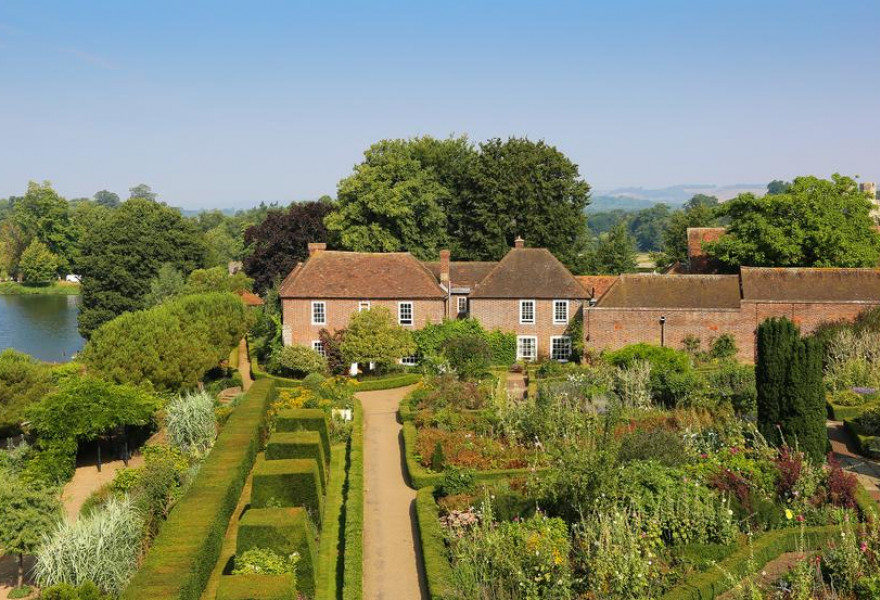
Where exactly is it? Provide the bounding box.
[123,379,277,600]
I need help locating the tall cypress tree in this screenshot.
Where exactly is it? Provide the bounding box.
[756,317,827,462]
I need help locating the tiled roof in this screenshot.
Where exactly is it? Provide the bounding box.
[575,276,618,300]
[597,274,741,309]
[279,251,445,299]
[423,261,498,289]
[469,248,589,299]
[741,267,880,302]
[237,290,264,307]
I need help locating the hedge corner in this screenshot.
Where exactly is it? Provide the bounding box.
[266,431,327,486]
[275,408,331,462]
[215,574,296,600]
[251,456,324,519]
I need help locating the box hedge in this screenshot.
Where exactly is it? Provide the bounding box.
[251,456,324,518]
[276,409,330,462]
[341,399,364,600]
[266,431,327,486]
[844,420,880,459]
[215,574,295,600]
[659,525,840,600]
[415,487,453,600]
[123,379,276,600]
[354,373,421,391]
[237,508,317,598]
[827,401,878,422]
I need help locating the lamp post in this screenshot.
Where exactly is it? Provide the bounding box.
[659,315,667,347]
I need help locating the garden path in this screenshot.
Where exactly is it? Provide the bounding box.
[237,338,253,392]
[828,420,880,504]
[357,385,428,600]
[61,453,145,521]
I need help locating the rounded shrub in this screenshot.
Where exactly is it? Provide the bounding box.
[276,345,328,378]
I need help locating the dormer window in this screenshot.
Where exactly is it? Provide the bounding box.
[519,300,535,324]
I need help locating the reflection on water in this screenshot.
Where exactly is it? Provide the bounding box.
[0,295,84,362]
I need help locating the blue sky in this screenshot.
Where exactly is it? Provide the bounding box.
[0,1,878,209]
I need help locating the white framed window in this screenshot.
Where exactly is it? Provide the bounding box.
[358,301,371,312]
[400,356,418,366]
[519,300,535,324]
[550,336,572,361]
[311,301,326,325]
[398,301,414,326]
[517,336,538,361]
[553,300,569,324]
[312,340,326,357]
[457,296,468,315]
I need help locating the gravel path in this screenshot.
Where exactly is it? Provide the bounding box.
[358,385,428,600]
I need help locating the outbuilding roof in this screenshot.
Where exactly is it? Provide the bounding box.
[741,267,880,303]
[469,248,589,299]
[596,274,742,309]
[422,261,498,290]
[279,251,445,299]
[575,275,618,300]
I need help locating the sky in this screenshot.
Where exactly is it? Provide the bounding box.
[0,1,878,209]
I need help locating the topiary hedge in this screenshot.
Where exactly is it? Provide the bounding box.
[415,487,453,600]
[341,399,364,600]
[215,574,296,600]
[276,409,330,462]
[266,432,327,486]
[236,508,317,598]
[354,373,421,392]
[251,456,324,519]
[122,379,276,600]
[659,525,840,600]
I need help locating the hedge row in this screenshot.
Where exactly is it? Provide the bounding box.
[827,401,877,422]
[276,409,331,463]
[341,398,364,600]
[401,417,533,489]
[659,525,840,600]
[123,379,277,600]
[266,431,327,486]
[315,445,346,600]
[844,420,880,459]
[415,487,454,600]
[354,373,422,391]
[215,574,296,600]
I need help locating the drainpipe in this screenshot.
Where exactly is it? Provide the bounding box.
[659,315,667,347]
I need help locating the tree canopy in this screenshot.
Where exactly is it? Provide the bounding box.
[339,307,415,367]
[707,174,880,269]
[0,349,55,437]
[582,222,638,275]
[77,197,207,337]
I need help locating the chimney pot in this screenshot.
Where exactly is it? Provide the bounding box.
[308,242,327,257]
[514,236,525,249]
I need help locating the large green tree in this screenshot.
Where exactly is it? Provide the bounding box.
[0,479,62,586]
[339,307,415,368]
[454,137,591,267]
[654,198,719,268]
[6,182,75,276]
[0,349,55,437]
[326,138,454,260]
[707,174,880,269]
[76,198,207,337]
[755,318,827,462]
[18,240,60,283]
[583,222,638,275]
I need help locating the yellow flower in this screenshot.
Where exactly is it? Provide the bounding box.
[785,509,793,520]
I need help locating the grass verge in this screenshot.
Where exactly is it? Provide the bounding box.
[0,281,81,295]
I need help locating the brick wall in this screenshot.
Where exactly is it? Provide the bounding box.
[282,298,445,347]
[586,302,880,362]
[470,299,584,358]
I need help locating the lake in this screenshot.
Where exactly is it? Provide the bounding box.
[0,295,84,362]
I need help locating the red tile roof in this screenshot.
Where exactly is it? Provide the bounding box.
[470,248,589,299]
[423,261,498,289]
[279,251,445,299]
[741,267,880,302]
[575,276,618,300]
[597,274,742,309]
[237,290,264,307]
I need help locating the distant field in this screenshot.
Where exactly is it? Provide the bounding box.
[0,281,81,295]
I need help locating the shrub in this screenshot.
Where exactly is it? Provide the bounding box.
[614,360,652,408]
[618,429,689,467]
[275,345,328,378]
[232,548,299,576]
[35,497,145,595]
[710,333,738,360]
[265,431,326,486]
[437,466,475,497]
[857,406,880,436]
[430,442,446,471]
[486,330,516,365]
[441,335,491,380]
[123,379,275,600]
[703,363,757,414]
[165,390,217,457]
[831,389,869,407]
[250,457,324,519]
[41,582,110,600]
[0,349,54,437]
[605,344,696,407]
[339,307,415,367]
[318,328,347,375]
[236,507,315,596]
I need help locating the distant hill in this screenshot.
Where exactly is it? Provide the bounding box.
[587,183,766,213]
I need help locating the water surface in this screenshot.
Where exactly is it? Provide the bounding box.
[0,295,84,362]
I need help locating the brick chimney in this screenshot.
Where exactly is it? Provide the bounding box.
[308,242,327,257]
[439,249,450,286]
[514,236,525,249]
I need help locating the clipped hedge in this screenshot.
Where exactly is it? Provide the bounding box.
[844,420,880,459]
[354,373,421,392]
[827,401,877,422]
[276,409,331,462]
[315,445,346,600]
[341,398,364,600]
[123,379,277,600]
[251,456,324,518]
[659,525,840,600]
[401,419,533,489]
[215,574,296,600]
[415,487,453,600]
[266,432,327,486]
[237,508,317,598]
